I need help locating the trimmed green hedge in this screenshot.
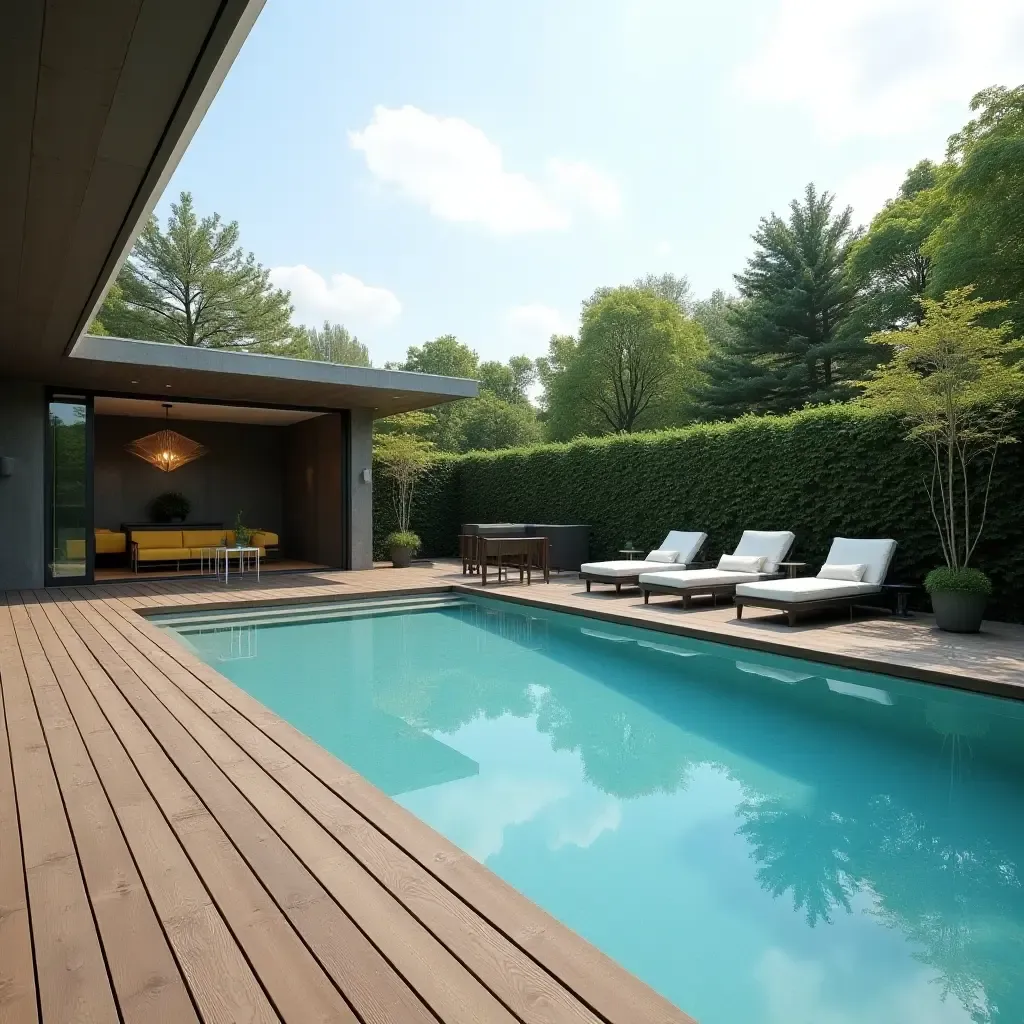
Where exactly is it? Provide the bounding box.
[373,405,1024,621]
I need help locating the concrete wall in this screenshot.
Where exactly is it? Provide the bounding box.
[94,415,284,535]
[348,408,374,570]
[284,413,344,567]
[0,380,45,589]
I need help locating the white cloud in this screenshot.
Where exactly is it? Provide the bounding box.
[270,264,401,329]
[504,304,576,352]
[736,0,1024,141]
[546,158,621,219]
[349,105,619,234]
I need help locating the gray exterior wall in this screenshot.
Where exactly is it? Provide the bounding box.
[284,413,344,567]
[0,380,45,589]
[348,409,374,570]
[94,415,284,536]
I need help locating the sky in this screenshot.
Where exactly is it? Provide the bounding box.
[159,0,1024,368]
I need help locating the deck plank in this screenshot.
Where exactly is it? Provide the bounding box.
[0,606,38,1024]
[31,595,355,1024]
[0,599,119,1024]
[27,596,282,1024]
[12,595,199,1024]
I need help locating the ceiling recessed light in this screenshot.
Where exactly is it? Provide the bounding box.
[165,384,172,388]
[130,379,139,384]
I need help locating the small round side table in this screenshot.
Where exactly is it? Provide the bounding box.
[619,549,645,560]
[777,561,807,579]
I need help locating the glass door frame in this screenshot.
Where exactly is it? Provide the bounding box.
[44,389,95,587]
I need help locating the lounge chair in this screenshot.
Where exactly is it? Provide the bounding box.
[579,531,708,593]
[734,537,897,626]
[638,530,796,607]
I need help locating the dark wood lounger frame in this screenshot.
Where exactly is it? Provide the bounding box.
[639,571,784,607]
[580,560,715,594]
[734,590,882,626]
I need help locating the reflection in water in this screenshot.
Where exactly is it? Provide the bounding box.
[176,598,1024,1024]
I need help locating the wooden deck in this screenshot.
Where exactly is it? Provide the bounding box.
[0,574,695,1024]
[3,563,1023,1024]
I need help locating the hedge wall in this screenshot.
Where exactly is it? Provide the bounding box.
[373,405,1024,621]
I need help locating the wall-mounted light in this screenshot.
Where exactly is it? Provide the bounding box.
[360,467,371,483]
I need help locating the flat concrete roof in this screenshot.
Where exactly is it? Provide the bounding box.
[64,335,478,416]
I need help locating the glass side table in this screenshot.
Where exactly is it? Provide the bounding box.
[215,546,261,584]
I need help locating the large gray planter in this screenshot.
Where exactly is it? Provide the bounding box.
[390,546,414,568]
[930,590,987,633]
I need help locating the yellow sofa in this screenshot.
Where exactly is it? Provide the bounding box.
[66,529,127,560]
[131,529,277,571]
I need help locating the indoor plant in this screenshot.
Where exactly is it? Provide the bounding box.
[859,289,1024,632]
[374,413,435,567]
[233,511,253,548]
[149,490,190,523]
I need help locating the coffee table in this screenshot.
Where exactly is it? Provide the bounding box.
[216,545,260,584]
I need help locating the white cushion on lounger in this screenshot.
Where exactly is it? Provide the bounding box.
[731,530,796,573]
[638,568,769,589]
[820,537,897,585]
[735,577,880,602]
[646,549,679,563]
[580,530,707,578]
[718,553,765,573]
[818,563,867,582]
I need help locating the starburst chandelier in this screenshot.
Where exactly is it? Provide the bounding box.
[126,403,207,472]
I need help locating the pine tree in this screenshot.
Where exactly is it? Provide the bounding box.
[700,184,865,418]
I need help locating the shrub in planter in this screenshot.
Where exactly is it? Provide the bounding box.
[149,491,190,523]
[859,289,1024,633]
[924,567,992,633]
[386,530,420,568]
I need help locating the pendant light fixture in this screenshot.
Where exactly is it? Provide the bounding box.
[126,403,207,472]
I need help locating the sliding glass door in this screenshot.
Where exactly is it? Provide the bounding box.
[46,393,93,585]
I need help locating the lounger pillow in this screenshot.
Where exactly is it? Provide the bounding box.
[817,563,868,582]
[718,554,765,573]
[646,549,679,563]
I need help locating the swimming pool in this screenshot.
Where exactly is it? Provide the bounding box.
[160,594,1024,1024]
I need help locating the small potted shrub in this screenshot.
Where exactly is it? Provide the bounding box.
[149,491,190,523]
[859,289,1024,634]
[233,511,253,548]
[386,530,420,568]
[924,568,993,634]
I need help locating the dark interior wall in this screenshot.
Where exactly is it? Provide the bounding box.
[94,415,284,536]
[284,413,344,567]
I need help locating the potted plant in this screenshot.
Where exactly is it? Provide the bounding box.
[860,288,1024,633]
[149,491,190,523]
[233,511,253,548]
[374,413,436,568]
[385,530,420,568]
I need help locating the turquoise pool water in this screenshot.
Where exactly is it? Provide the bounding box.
[162,595,1024,1024]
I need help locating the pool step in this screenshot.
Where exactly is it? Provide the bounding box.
[155,593,463,631]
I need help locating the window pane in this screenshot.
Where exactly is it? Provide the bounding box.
[50,400,87,578]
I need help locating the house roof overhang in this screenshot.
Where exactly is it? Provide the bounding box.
[0,0,478,416]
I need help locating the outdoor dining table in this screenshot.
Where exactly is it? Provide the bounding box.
[472,534,550,586]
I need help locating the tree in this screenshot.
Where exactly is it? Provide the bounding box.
[280,321,370,366]
[98,192,293,348]
[858,289,1024,570]
[701,184,864,418]
[373,412,436,536]
[583,272,692,316]
[692,289,742,353]
[394,335,542,452]
[548,287,707,437]
[399,334,479,378]
[845,161,949,336]
[927,84,1024,332]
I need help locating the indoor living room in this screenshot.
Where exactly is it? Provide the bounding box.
[89,396,349,581]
